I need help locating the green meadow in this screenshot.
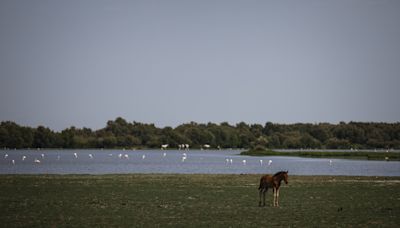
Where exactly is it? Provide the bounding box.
[1,174,399,227]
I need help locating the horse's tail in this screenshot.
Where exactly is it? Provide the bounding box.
[258,177,264,190]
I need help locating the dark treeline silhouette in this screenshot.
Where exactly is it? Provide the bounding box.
[1,117,399,149]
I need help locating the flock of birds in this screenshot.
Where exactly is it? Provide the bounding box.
[1,149,291,168]
[4,152,333,171]
[2,146,337,168]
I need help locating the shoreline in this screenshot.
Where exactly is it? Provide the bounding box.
[1,173,400,178]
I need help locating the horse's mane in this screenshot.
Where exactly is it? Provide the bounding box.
[273,171,287,177]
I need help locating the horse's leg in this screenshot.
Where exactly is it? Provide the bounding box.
[258,189,262,207]
[273,187,276,207]
[276,188,280,207]
[263,188,266,206]
[259,188,265,207]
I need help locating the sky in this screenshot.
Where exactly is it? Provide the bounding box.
[1,0,400,131]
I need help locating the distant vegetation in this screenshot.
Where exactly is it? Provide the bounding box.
[0,117,399,149]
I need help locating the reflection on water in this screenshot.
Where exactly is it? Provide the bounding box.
[0,149,399,176]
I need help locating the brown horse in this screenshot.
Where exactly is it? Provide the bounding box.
[258,171,288,207]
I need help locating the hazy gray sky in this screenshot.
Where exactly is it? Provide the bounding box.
[1,0,399,131]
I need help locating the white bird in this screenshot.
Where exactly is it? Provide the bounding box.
[22,156,26,161]
[124,154,129,159]
[89,154,93,159]
[182,153,187,158]
[4,154,8,159]
[329,160,333,166]
[259,159,263,166]
[34,158,41,163]
[225,158,230,164]
[161,144,169,150]
[242,159,246,165]
[118,153,122,159]
[74,153,78,158]
[185,144,189,150]
[268,160,272,166]
[12,159,15,165]
[41,153,45,159]
[181,156,186,162]
[142,154,146,160]
[230,159,233,164]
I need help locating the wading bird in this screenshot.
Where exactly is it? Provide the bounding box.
[161,144,169,150]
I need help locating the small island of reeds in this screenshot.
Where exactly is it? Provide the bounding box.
[241,148,400,161]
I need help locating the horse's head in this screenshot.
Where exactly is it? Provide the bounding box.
[283,171,289,184]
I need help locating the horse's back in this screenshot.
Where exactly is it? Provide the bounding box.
[260,174,272,181]
[259,174,273,189]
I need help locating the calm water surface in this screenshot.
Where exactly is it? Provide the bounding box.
[0,149,399,176]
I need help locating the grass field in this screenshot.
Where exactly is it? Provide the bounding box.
[241,149,400,161]
[1,174,399,227]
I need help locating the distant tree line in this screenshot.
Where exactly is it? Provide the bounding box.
[1,117,399,149]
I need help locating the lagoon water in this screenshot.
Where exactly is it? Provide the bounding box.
[1,149,399,176]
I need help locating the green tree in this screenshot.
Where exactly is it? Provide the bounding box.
[33,126,57,148]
